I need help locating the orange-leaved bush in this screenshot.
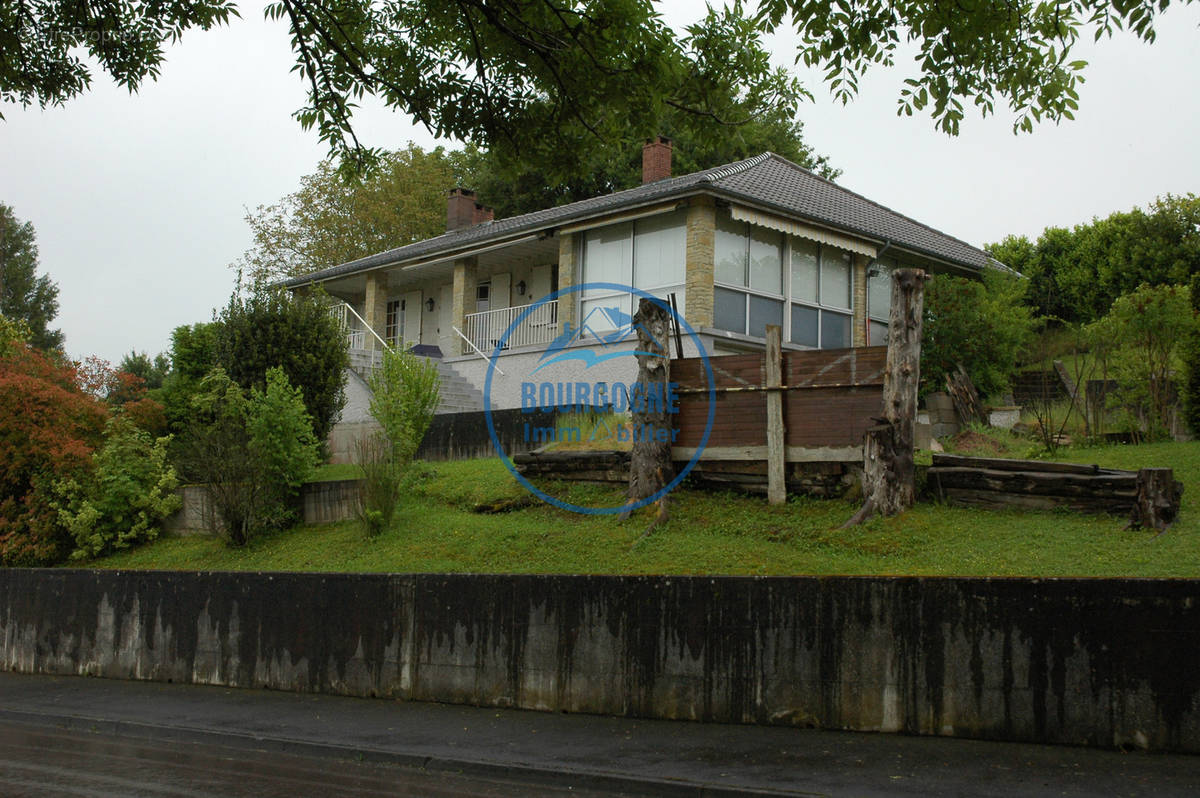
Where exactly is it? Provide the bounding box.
[0,344,106,565]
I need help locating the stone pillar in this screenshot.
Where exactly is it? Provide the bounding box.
[451,256,478,355]
[684,197,715,329]
[364,271,388,351]
[853,253,870,347]
[557,233,577,332]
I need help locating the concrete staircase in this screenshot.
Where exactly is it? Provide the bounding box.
[435,359,484,414]
[346,348,484,414]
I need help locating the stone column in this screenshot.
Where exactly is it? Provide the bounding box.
[853,253,870,347]
[451,256,478,355]
[684,197,715,329]
[556,233,577,332]
[364,271,389,351]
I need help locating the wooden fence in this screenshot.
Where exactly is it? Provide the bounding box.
[672,345,886,460]
[665,343,886,497]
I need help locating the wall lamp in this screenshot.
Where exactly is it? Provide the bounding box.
[516,280,527,296]
[425,297,435,312]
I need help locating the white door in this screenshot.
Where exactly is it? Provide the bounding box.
[529,264,552,302]
[402,290,422,348]
[491,273,511,311]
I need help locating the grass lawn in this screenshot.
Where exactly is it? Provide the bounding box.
[87,437,1200,578]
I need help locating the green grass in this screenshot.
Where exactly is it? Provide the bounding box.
[311,463,364,482]
[86,439,1200,578]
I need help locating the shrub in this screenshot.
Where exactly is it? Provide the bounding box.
[182,368,319,545]
[216,287,348,443]
[354,432,403,537]
[54,416,181,559]
[368,346,441,463]
[922,270,1033,399]
[1088,283,1197,440]
[1184,274,1200,436]
[0,343,106,565]
[247,366,321,529]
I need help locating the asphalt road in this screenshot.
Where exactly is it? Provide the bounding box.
[0,723,646,798]
[3,673,1200,796]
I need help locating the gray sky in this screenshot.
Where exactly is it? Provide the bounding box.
[1,3,1198,365]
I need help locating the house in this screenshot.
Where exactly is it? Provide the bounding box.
[284,138,1001,414]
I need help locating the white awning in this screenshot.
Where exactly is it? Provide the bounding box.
[731,206,877,259]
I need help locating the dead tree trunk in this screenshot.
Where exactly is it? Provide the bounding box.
[622,298,673,528]
[1127,467,1183,533]
[844,268,928,527]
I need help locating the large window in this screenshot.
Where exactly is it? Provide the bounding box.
[714,214,784,337]
[790,239,853,349]
[579,211,686,333]
[713,212,857,350]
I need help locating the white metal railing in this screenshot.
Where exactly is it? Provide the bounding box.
[463,300,558,355]
[452,326,504,375]
[329,302,390,352]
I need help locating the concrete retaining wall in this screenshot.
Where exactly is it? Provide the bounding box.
[164,480,362,535]
[2,571,1198,752]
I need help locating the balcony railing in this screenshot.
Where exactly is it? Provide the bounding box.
[329,301,396,353]
[463,300,559,355]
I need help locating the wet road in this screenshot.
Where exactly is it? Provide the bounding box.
[0,723,646,798]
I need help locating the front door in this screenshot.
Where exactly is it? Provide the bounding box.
[402,290,422,348]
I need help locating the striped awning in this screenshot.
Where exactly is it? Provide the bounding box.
[731,206,877,259]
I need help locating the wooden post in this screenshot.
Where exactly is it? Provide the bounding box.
[844,268,927,527]
[765,325,786,505]
[622,298,673,528]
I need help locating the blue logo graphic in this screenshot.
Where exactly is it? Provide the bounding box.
[483,282,715,515]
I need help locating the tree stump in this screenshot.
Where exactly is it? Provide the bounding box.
[622,298,673,526]
[1127,467,1183,533]
[844,268,927,527]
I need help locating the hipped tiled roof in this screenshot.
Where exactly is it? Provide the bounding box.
[283,152,997,288]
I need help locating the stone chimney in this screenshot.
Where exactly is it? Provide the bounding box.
[642,136,672,183]
[446,187,477,231]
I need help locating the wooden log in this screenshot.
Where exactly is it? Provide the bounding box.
[946,364,988,427]
[931,453,1113,476]
[939,488,1133,514]
[928,466,1139,497]
[844,268,927,526]
[1127,467,1184,532]
[765,325,786,505]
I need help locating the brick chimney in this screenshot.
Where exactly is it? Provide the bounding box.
[473,202,494,224]
[446,187,477,231]
[642,136,672,183]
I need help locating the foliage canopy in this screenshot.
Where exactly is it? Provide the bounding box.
[0,203,62,351]
[922,270,1034,400]
[4,0,1184,168]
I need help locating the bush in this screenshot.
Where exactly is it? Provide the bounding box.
[354,432,403,537]
[216,287,348,443]
[1184,275,1200,435]
[54,416,181,560]
[1088,283,1197,440]
[0,343,106,565]
[368,346,441,463]
[922,270,1033,399]
[182,368,319,545]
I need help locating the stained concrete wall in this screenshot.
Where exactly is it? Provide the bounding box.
[1,572,1198,752]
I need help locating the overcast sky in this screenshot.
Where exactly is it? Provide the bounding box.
[2,3,1198,364]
